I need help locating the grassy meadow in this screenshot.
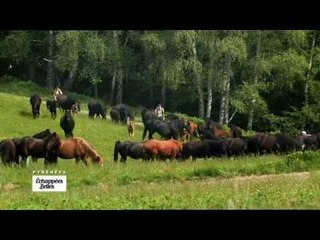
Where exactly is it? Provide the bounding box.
[1,80,320,209]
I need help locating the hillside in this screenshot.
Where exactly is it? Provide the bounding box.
[1,80,320,209]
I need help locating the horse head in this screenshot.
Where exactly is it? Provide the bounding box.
[46,132,61,153]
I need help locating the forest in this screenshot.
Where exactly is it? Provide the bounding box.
[1,30,320,134]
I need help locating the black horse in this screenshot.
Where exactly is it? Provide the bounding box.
[113,104,134,124]
[14,132,61,166]
[30,93,42,119]
[88,100,106,119]
[142,119,192,141]
[31,129,52,162]
[113,140,146,163]
[60,110,75,138]
[46,100,57,119]
[56,95,77,111]
[141,108,159,126]
[0,139,18,165]
[33,129,51,139]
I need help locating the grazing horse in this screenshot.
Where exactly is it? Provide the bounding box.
[113,140,146,163]
[127,120,135,136]
[88,100,106,119]
[60,110,75,138]
[142,119,192,141]
[110,108,121,123]
[182,141,211,161]
[247,133,278,155]
[143,139,183,161]
[58,138,104,166]
[56,94,77,111]
[30,93,42,119]
[0,139,18,165]
[14,132,61,166]
[113,104,134,124]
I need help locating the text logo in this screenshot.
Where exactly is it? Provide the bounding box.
[32,175,67,192]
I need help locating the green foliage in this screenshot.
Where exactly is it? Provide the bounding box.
[55,31,81,72]
[217,32,247,62]
[232,82,268,114]
[0,31,31,63]
[270,49,308,89]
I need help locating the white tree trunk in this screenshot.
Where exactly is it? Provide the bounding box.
[192,32,204,118]
[303,32,316,130]
[46,30,54,89]
[206,81,212,118]
[219,53,230,124]
[247,30,261,130]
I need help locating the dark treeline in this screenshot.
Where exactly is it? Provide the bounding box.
[1,30,320,133]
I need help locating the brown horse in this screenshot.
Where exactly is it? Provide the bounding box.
[127,120,135,137]
[182,120,199,142]
[58,138,104,166]
[210,123,231,138]
[143,139,183,161]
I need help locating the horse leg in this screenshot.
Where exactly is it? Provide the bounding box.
[20,156,27,167]
[120,155,127,163]
[80,156,88,166]
[148,130,155,140]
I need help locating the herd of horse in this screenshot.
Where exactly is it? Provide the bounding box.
[114,112,320,162]
[1,92,319,166]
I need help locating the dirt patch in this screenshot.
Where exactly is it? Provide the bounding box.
[201,171,312,185]
[2,183,20,191]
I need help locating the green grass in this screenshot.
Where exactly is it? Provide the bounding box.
[1,79,320,209]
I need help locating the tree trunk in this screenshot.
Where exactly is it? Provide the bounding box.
[115,64,123,104]
[110,68,117,105]
[219,77,226,124]
[219,53,230,124]
[224,67,231,124]
[63,70,74,90]
[247,30,261,131]
[303,32,316,130]
[206,80,212,118]
[161,79,166,107]
[94,83,98,99]
[192,32,204,118]
[46,30,54,89]
[29,64,35,82]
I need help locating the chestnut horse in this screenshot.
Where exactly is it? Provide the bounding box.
[182,120,199,142]
[143,139,183,161]
[58,138,104,166]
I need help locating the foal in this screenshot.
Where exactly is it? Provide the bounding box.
[127,120,135,137]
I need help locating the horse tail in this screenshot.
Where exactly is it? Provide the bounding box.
[114,140,121,162]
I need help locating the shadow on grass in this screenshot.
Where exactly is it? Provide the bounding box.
[19,110,32,118]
